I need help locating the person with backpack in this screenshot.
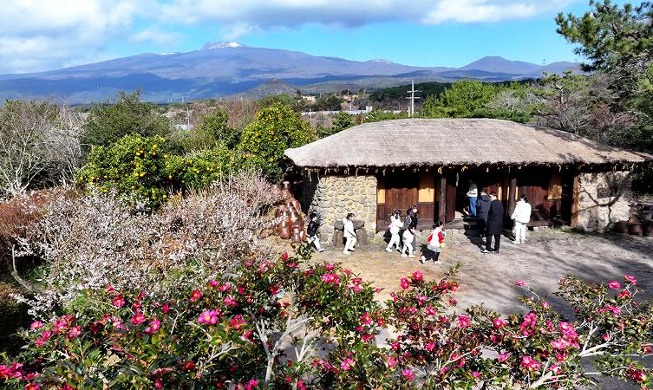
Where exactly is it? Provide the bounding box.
[402,205,419,251]
[385,209,403,252]
[401,227,416,258]
[306,212,325,252]
[420,221,446,263]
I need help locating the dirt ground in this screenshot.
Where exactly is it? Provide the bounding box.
[291,228,653,316]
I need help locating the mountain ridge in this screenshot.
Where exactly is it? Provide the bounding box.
[0,43,580,104]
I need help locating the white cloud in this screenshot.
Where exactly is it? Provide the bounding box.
[0,0,576,74]
[158,0,575,38]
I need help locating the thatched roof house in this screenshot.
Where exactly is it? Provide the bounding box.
[286,118,648,168]
[285,118,651,238]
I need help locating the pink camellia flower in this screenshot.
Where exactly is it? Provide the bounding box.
[105,284,115,294]
[224,296,238,307]
[325,262,335,271]
[190,289,202,302]
[321,273,340,285]
[245,379,259,390]
[30,321,43,330]
[458,315,471,328]
[400,277,410,290]
[492,318,506,328]
[515,280,526,287]
[425,341,435,352]
[624,274,637,285]
[602,333,611,341]
[67,326,81,339]
[541,301,550,309]
[208,280,219,288]
[385,356,397,368]
[161,303,170,314]
[220,283,232,292]
[618,290,632,299]
[551,338,566,350]
[472,371,481,379]
[412,271,424,282]
[230,315,246,330]
[340,357,355,371]
[497,353,510,362]
[197,310,220,325]
[425,306,437,316]
[401,368,415,381]
[144,319,161,335]
[607,280,621,289]
[112,295,126,308]
[130,312,146,326]
[281,252,289,261]
[521,355,541,371]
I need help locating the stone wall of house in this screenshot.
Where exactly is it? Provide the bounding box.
[577,171,632,232]
[300,173,377,241]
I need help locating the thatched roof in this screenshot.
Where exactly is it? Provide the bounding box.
[285,118,652,169]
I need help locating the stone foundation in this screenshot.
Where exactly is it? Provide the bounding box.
[577,171,632,232]
[300,173,377,242]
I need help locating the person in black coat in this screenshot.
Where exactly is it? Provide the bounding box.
[482,192,504,254]
[475,188,492,235]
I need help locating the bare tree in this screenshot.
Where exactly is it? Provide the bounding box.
[0,100,82,198]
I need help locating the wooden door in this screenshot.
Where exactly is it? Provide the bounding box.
[383,173,418,218]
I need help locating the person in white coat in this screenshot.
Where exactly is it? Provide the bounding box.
[385,209,403,252]
[401,227,415,258]
[511,195,532,244]
[342,212,357,255]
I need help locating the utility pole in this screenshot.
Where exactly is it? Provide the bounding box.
[405,81,420,117]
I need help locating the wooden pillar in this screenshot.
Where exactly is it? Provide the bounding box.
[571,175,580,227]
[508,177,517,216]
[438,176,447,223]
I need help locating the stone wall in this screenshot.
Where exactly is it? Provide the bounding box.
[577,171,632,232]
[300,173,377,242]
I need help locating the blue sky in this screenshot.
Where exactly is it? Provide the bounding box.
[0,0,633,74]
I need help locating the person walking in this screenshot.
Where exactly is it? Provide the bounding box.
[511,195,532,244]
[401,227,415,258]
[342,212,357,255]
[306,212,325,252]
[481,192,504,254]
[420,221,446,264]
[405,205,419,250]
[466,180,478,217]
[385,209,403,252]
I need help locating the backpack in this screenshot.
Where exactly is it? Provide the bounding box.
[402,215,412,230]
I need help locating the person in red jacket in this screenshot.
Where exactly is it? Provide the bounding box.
[420,221,446,264]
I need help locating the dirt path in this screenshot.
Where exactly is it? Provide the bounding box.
[306,228,653,316]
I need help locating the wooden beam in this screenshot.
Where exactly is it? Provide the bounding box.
[571,175,580,227]
[439,176,447,223]
[508,177,517,216]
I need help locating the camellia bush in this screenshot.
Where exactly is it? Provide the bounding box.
[1,244,651,389]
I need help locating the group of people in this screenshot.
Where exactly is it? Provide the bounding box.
[384,206,446,263]
[304,187,532,259]
[471,183,533,253]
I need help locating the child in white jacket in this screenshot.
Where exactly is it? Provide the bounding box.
[385,210,403,252]
[342,212,357,254]
[401,228,415,257]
